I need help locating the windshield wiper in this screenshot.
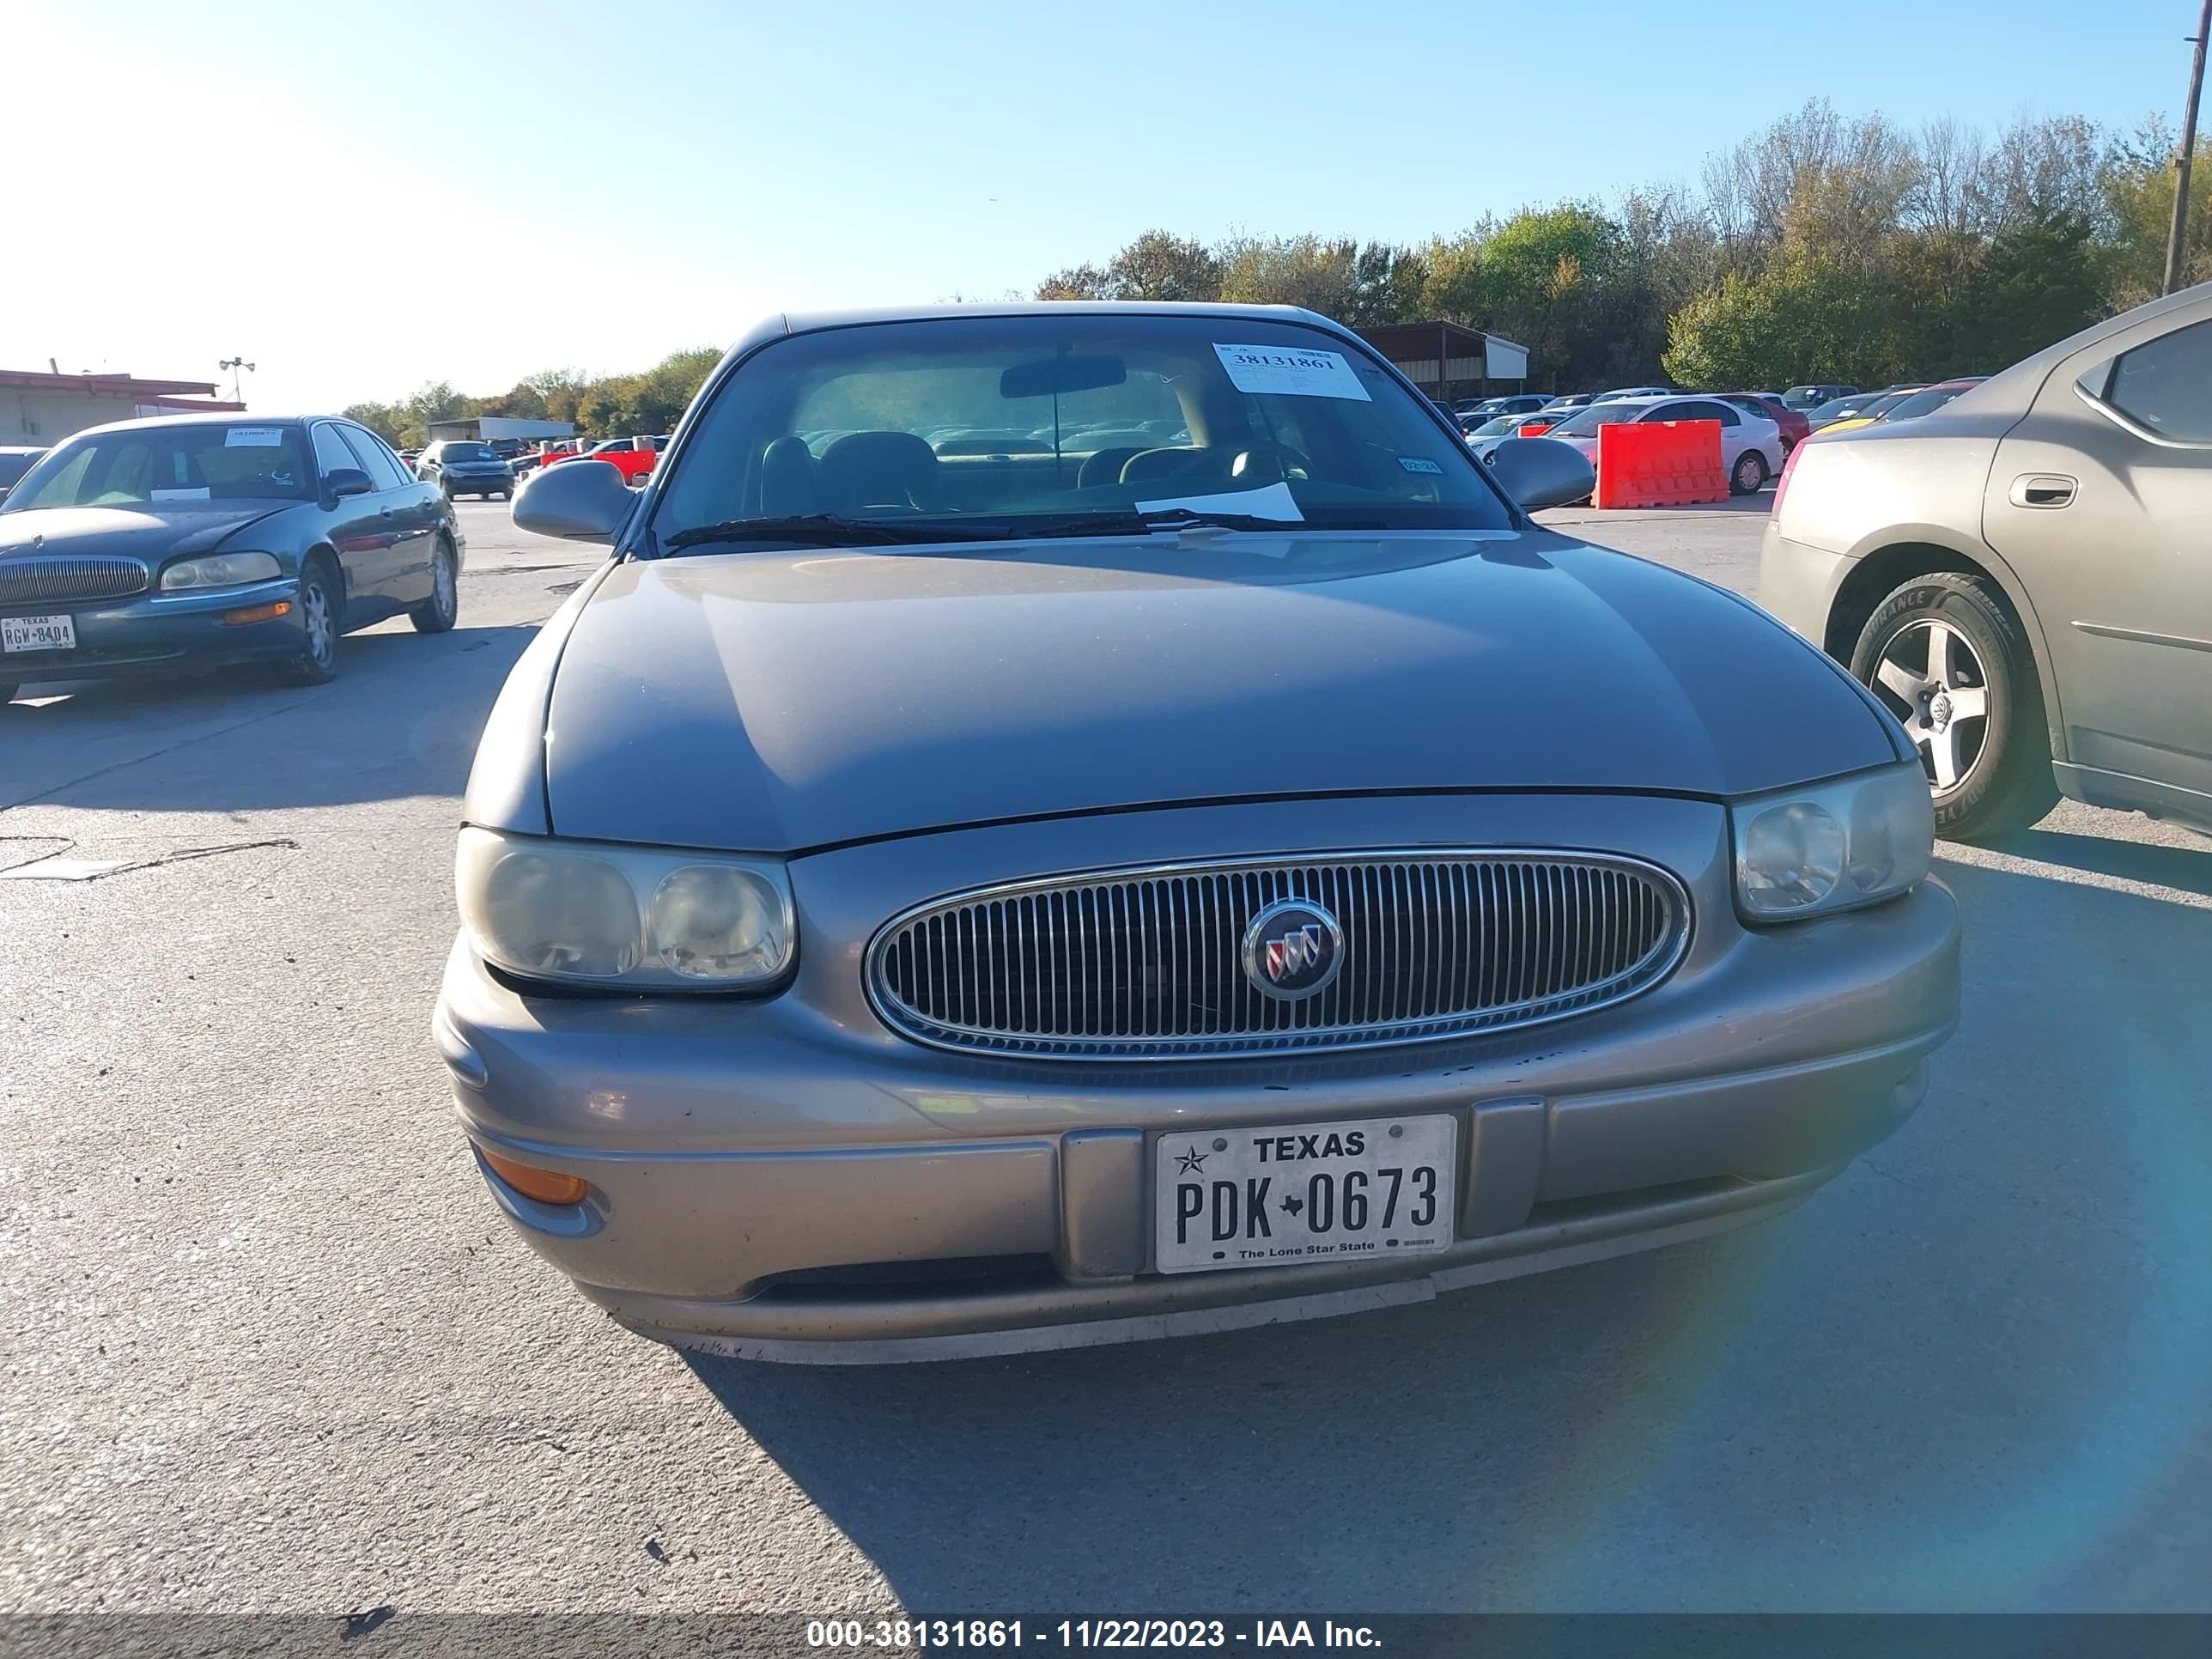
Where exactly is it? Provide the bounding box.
[1017,507,1390,538]
[660,514,1017,553]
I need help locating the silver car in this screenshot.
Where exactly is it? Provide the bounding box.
[437,302,1959,1363]
[1762,283,2212,841]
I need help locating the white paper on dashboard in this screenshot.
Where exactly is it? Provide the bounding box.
[1133,480,1304,522]
[1212,343,1371,401]
[224,427,286,447]
[150,487,210,501]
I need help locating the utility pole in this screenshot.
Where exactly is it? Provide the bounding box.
[218,356,256,403]
[2164,0,2211,295]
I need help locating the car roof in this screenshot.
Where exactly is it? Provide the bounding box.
[776,299,1331,334]
[49,412,335,441]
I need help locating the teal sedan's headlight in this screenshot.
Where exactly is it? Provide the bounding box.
[1731,763,1934,921]
[455,826,795,992]
[160,551,282,591]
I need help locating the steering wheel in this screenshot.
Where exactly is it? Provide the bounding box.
[1227,441,1311,486]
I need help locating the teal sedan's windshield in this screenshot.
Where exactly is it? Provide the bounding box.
[653,314,1516,548]
[3,424,313,510]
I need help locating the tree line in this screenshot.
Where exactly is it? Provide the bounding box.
[343,347,722,450]
[344,100,2208,440]
[1034,100,2209,392]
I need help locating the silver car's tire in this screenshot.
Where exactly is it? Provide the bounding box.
[1850,572,2058,842]
[1729,450,1770,495]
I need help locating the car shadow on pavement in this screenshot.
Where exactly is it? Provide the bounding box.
[0,624,530,813]
[1978,826,2212,899]
[682,856,2212,1613]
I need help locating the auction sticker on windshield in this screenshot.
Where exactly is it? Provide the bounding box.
[224,427,287,447]
[1212,343,1372,401]
[1155,1115,1455,1273]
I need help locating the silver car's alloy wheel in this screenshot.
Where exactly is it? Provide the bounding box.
[1874,618,1989,793]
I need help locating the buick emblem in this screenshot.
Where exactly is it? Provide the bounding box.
[1241,898,1345,1001]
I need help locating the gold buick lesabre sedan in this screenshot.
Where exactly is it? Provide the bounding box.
[433,302,1959,1363]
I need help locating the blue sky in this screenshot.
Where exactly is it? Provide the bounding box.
[7,0,2192,412]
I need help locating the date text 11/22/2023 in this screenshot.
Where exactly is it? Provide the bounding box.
[806,1620,1384,1649]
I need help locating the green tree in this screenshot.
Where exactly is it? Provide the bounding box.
[1104,231,1222,301]
[1665,245,1900,390]
[2103,120,2212,305]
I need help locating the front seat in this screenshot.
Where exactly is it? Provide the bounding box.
[758,436,818,516]
[817,430,941,513]
[1076,447,1146,489]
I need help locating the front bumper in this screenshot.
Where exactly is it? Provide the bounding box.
[1757,523,1855,649]
[0,576,306,684]
[433,793,1960,1360]
[441,472,512,494]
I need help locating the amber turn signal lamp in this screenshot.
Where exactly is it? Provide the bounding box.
[220,600,293,626]
[479,1149,589,1206]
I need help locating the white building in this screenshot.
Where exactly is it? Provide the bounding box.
[0,368,244,445]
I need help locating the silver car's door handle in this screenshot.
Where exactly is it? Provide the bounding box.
[2010,473,2076,508]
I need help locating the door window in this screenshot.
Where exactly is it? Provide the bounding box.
[2095,320,2212,442]
[341,426,412,491]
[1666,399,1740,426]
[312,423,362,482]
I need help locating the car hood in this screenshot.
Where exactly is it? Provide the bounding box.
[0,503,291,563]
[541,532,1899,853]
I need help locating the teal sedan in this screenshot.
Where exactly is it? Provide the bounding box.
[0,414,464,705]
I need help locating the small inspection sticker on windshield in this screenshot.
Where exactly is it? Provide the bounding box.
[224,427,286,447]
[1397,455,1443,475]
[1212,343,1372,402]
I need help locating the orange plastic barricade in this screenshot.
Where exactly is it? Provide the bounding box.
[1595,419,1728,507]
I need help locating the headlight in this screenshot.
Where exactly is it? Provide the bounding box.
[160,551,282,591]
[455,826,794,991]
[1732,763,1933,921]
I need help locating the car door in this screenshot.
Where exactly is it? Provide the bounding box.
[309,420,403,602]
[341,424,441,603]
[1984,311,2212,800]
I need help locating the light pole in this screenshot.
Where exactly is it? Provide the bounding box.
[2164,0,2211,296]
[218,356,256,403]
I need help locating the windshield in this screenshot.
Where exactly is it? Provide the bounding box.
[1881,384,1974,421]
[1544,402,1649,437]
[1472,416,1522,436]
[2,423,313,511]
[444,442,494,462]
[0,453,40,489]
[654,314,1515,549]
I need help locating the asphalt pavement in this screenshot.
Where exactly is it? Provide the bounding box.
[1,500,2206,1618]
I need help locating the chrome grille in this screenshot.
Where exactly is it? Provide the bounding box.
[0,555,151,607]
[866,850,1690,1060]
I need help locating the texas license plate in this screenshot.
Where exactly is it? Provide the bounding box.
[1,614,76,653]
[1154,1114,1457,1274]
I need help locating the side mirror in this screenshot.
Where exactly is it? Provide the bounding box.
[1482,436,1596,513]
[513,458,635,544]
[326,468,375,499]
